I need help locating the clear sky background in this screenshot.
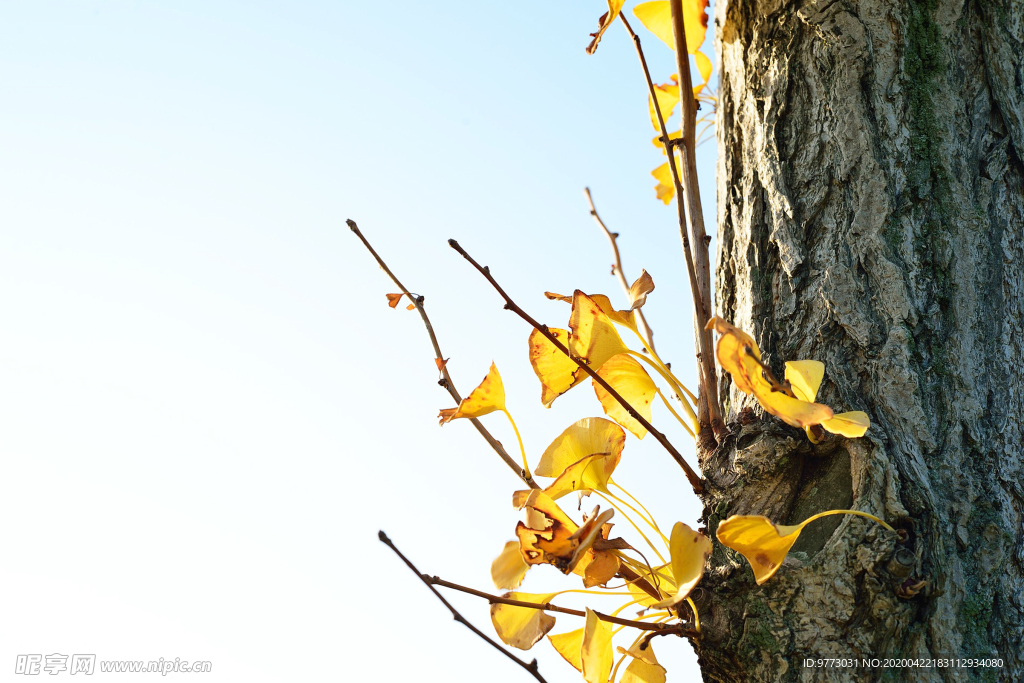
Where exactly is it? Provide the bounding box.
[0,1,718,681]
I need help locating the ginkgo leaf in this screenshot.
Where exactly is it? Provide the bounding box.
[581,609,614,683]
[514,490,580,571]
[529,328,585,407]
[707,317,834,428]
[438,362,505,423]
[543,453,621,501]
[385,292,405,308]
[594,354,657,439]
[491,540,530,590]
[545,291,639,333]
[548,628,584,672]
[585,0,626,55]
[695,50,713,84]
[648,77,680,131]
[822,411,870,438]
[715,515,809,585]
[651,522,711,607]
[490,592,557,650]
[618,643,667,683]
[536,417,626,478]
[627,572,669,607]
[581,548,620,587]
[569,290,630,373]
[651,158,684,204]
[784,360,825,402]
[568,507,616,571]
[633,0,710,57]
[626,271,655,310]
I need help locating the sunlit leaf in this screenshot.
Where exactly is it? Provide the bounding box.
[435,357,449,372]
[651,158,683,204]
[548,628,584,672]
[626,270,655,310]
[581,609,614,683]
[581,547,620,587]
[633,0,710,57]
[438,362,506,424]
[385,292,404,308]
[536,417,625,479]
[569,290,630,373]
[784,360,825,402]
[618,643,667,683]
[822,411,870,438]
[594,354,657,439]
[544,291,573,303]
[651,522,711,607]
[585,0,626,55]
[648,77,680,131]
[514,490,580,572]
[491,540,530,590]
[695,50,713,84]
[707,317,834,428]
[543,453,621,501]
[569,507,615,568]
[715,514,809,585]
[490,592,557,650]
[529,327,585,407]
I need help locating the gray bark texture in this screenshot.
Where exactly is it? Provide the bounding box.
[695,0,1024,679]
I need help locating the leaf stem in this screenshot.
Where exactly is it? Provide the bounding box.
[501,408,531,480]
[801,509,895,532]
[656,388,696,438]
[596,491,667,563]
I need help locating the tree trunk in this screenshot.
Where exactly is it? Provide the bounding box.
[695,0,1024,679]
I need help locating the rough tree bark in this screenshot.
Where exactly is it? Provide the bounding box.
[694,0,1024,679]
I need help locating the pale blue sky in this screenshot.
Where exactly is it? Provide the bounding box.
[1,1,716,680]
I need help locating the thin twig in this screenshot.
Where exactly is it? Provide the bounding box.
[618,15,725,446]
[638,623,688,650]
[348,219,538,489]
[379,531,548,683]
[447,239,704,495]
[584,187,657,354]
[666,0,725,441]
[428,576,696,635]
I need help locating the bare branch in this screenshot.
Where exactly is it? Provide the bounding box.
[447,239,704,495]
[379,531,549,682]
[666,0,725,441]
[428,576,696,635]
[348,219,538,489]
[584,187,657,353]
[617,15,725,446]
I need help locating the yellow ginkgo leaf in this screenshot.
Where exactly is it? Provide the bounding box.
[536,417,626,479]
[543,453,621,501]
[627,570,672,607]
[618,643,667,683]
[581,609,614,683]
[784,360,825,402]
[548,628,584,672]
[648,77,680,131]
[651,522,711,608]
[651,158,684,204]
[529,327,585,407]
[581,547,620,587]
[569,290,630,373]
[491,540,530,590]
[695,50,713,85]
[822,411,870,438]
[707,317,834,428]
[651,129,683,150]
[490,592,557,650]
[594,354,657,439]
[568,507,616,571]
[585,0,626,55]
[715,515,808,585]
[545,291,639,333]
[626,270,655,310]
[438,362,505,423]
[633,0,710,56]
